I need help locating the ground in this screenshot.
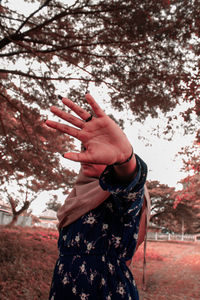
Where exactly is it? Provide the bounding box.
[0,227,199,299]
[131,240,200,300]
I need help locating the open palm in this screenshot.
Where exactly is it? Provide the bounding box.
[46,94,132,165]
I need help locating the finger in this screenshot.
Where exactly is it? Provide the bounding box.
[50,106,84,129]
[85,94,106,117]
[63,152,88,162]
[62,97,91,121]
[63,151,105,164]
[45,120,84,141]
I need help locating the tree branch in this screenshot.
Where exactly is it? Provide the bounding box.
[0,4,124,50]
[0,102,19,160]
[8,196,16,214]
[16,201,30,216]
[0,50,30,57]
[0,47,128,59]
[0,68,96,81]
[15,0,52,35]
[0,91,36,148]
[58,53,120,92]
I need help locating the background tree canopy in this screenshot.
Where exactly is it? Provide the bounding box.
[1,0,200,124]
[147,179,200,234]
[0,0,199,227]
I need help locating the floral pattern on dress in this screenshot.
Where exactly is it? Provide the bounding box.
[49,154,147,300]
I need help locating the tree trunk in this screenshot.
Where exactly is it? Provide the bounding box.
[6,199,30,227]
[6,213,19,227]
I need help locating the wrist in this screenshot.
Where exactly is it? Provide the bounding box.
[113,147,134,166]
[113,151,137,182]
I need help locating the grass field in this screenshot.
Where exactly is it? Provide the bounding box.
[0,226,199,300]
[132,240,200,299]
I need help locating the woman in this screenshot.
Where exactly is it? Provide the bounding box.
[46,94,148,300]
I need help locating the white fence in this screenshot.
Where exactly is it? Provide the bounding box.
[0,210,32,227]
[147,231,199,243]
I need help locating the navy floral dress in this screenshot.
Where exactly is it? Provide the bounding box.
[49,155,147,300]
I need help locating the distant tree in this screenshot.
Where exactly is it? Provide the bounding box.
[178,142,200,175]
[3,180,35,226]
[0,87,77,225]
[174,175,200,234]
[147,180,176,229]
[173,146,200,233]
[147,180,199,233]
[46,195,63,212]
[1,166,73,226]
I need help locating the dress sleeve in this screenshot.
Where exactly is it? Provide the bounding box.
[99,154,148,214]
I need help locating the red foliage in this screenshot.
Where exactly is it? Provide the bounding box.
[162,0,170,8]
[0,226,58,300]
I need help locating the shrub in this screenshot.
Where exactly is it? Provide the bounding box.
[0,226,58,300]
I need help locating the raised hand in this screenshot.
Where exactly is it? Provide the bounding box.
[46,94,133,166]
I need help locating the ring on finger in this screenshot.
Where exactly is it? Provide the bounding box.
[85,114,93,122]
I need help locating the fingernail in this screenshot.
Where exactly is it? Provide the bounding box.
[58,95,63,100]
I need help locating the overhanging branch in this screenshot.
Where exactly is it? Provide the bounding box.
[15,0,52,35]
[0,68,96,81]
[0,3,126,50]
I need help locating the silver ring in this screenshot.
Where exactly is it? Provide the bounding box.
[85,114,93,122]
